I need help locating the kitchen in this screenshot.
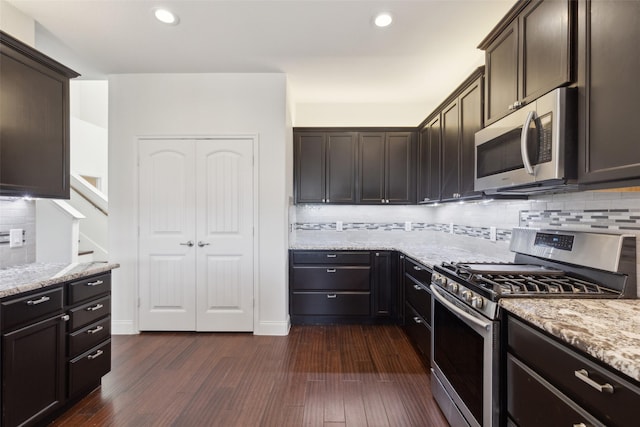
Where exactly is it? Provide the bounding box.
[1,0,639,426]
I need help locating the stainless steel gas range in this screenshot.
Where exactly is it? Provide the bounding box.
[429,228,637,427]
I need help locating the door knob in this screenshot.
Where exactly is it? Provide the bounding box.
[198,241,210,247]
[179,241,194,247]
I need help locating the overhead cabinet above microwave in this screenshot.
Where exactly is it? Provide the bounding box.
[0,31,79,199]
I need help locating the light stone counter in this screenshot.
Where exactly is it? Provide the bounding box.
[0,261,120,298]
[290,229,515,268]
[500,299,640,384]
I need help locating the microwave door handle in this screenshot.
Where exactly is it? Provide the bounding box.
[521,111,537,176]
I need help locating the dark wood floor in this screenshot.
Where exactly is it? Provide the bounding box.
[50,325,448,426]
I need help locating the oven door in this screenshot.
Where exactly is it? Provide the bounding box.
[430,285,500,427]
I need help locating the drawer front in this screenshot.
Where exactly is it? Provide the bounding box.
[291,292,370,316]
[1,287,64,332]
[68,316,111,357]
[69,295,111,331]
[508,316,640,427]
[403,302,431,364]
[292,250,370,265]
[68,339,111,397]
[404,274,431,323]
[403,257,431,284]
[68,273,111,305]
[507,354,605,427]
[291,266,370,291]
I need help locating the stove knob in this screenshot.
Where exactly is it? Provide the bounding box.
[447,282,459,293]
[472,296,484,309]
[434,274,447,287]
[462,290,473,303]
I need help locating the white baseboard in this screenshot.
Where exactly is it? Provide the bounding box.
[254,318,290,336]
[111,319,138,335]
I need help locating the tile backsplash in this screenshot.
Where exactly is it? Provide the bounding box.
[0,199,36,268]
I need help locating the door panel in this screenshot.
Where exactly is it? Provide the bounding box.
[196,138,254,331]
[358,133,385,203]
[139,140,196,330]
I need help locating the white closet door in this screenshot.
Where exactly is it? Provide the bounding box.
[195,138,254,331]
[138,140,197,330]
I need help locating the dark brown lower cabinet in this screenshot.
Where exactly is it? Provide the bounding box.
[506,315,640,427]
[401,255,432,367]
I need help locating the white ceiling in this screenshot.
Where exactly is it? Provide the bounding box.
[6,0,516,122]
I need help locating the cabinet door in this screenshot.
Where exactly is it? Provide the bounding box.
[294,132,326,203]
[459,77,483,197]
[427,117,442,202]
[326,133,357,203]
[386,132,416,204]
[520,0,572,104]
[372,251,395,318]
[485,20,519,125]
[358,132,386,203]
[2,315,65,427]
[441,99,460,200]
[578,0,640,184]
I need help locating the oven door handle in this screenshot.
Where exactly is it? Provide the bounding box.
[431,285,491,331]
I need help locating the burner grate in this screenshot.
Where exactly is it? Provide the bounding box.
[474,274,618,296]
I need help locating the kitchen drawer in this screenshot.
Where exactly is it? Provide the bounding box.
[291,266,370,291]
[404,274,431,323]
[507,354,605,427]
[291,292,370,316]
[403,257,431,285]
[69,295,111,331]
[403,302,431,365]
[68,339,111,398]
[68,315,111,357]
[68,273,111,305]
[508,316,640,427]
[292,250,370,265]
[1,286,64,332]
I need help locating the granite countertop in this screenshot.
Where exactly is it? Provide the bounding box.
[500,299,640,384]
[0,261,120,299]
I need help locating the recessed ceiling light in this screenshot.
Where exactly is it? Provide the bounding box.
[154,8,179,25]
[374,13,393,28]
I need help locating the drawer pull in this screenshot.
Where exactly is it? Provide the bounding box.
[413,316,422,324]
[327,294,337,299]
[86,303,104,312]
[87,325,104,334]
[413,266,422,271]
[86,280,104,287]
[26,296,51,306]
[574,369,614,394]
[572,424,588,427]
[87,349,104,360]
[326,254,337,258]
[326,268,337,273]
[413,284,423,291]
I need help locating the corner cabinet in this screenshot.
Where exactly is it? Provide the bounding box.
[506,314,640,427]
[480,0,574,125]
[577,0,640,185]
[0,30,79,199]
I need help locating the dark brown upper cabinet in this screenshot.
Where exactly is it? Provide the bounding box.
[577,0,640,185]
[480,0,574,126]
[294,131,357,204]
[418,116,441,203]
[0,31,79,199]
[358,132,416,204]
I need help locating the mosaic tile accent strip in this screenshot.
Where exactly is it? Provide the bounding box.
[294,222,512,242]
[520,209,640,231]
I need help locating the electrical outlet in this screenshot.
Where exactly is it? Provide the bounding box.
[336,221,343,232]
[404,221,412,232]
[490,226,497,242]
[9,229,23,248]
[449,223,454,234]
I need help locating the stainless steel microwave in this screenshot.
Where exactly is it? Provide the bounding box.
[474,87,577,195]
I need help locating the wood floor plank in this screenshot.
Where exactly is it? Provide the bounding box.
[49,325,448,427]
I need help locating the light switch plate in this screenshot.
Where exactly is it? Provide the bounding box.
[9,229,23,248]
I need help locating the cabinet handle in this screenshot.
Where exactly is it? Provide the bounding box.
[513,100,522,109]
[574,369,614,394]
[413,284,422,291]
[86,303,104,312]
[326,198,330,203]
[322,199,326,203]
[573,424,588,427]
[197,241,210,247]
[326,269,336,273]
[87,349,104,360]
[508,103,515,111]
[26,296,50,306]
[413,266,422,271]
[326,254,337,258]
[179,241,194,247]
[327,294,337,299]
[87,325,104,334]
[87,280,104,287]
[399,255,405,259]
[61,314,70,322]
[413,316,422,324]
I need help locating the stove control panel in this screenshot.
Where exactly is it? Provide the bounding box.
[534,232,575,251]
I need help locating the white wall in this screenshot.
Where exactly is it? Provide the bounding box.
[294,102,430,127]
[109,73,289,335]
[0,0,35,46]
